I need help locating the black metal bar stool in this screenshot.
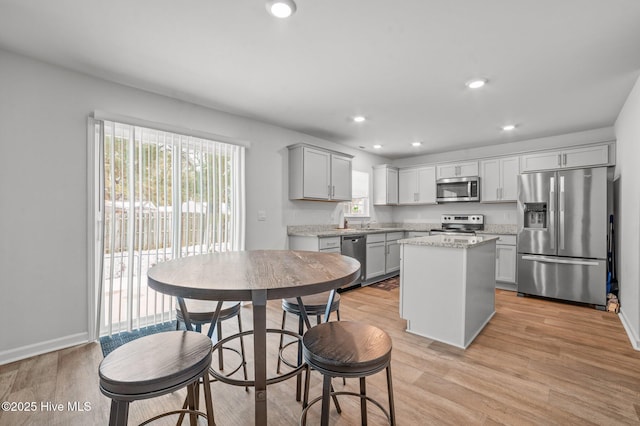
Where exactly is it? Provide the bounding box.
[99,330,215,426]
[176,299,249,384]
[300,321,396,426]
[276,292,341,401]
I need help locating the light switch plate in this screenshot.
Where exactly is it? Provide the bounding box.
[257,210,267,221]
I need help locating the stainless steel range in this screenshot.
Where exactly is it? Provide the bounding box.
[429,214,484,236]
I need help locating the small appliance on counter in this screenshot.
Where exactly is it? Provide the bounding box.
[429,214,484,236]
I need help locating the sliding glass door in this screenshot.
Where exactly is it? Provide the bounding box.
[94,120,245,335]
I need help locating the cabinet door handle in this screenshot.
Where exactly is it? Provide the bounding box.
[557,154,562,166]
[563,153,567,165]
[496,188,499,199]
[332,185,335,197]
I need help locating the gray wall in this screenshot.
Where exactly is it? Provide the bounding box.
[0,46,636,364]
[0,48,392,363]
[614,75,640,348]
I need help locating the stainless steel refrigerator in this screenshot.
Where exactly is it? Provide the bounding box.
[517,167,609,307]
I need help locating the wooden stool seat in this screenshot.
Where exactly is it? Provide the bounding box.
[176,300,241,325]
[282,292,341,316]
[99,331,214,425]
[301,321,396,426]
[303,321,391,377]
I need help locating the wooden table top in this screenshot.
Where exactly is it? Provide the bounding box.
[147,250,361,301]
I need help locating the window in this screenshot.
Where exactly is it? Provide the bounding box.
[93,119,246,335]
[344,170,370,217]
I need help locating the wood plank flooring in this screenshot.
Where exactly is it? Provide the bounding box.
[1,288,639,425]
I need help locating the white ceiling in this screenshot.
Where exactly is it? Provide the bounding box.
[1,0,639,159]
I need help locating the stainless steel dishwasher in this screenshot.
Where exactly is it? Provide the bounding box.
[340,234,366,287]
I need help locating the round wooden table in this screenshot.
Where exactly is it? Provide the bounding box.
[147,250,361,426]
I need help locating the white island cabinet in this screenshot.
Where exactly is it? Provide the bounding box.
[399,234,497,349]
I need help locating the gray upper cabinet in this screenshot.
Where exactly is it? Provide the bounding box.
[372,164,398,205]
[288,144,353,201]
[480,156,519,202]
[398,166,436,205]
[436,161,479,179]
[520,144,610,172]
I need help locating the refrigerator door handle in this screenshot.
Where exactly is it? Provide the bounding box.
[559,175,565,250]
[521,255,600,267]
[549,176,555,250]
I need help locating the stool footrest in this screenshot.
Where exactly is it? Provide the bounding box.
[300,391,392,425]
[139,408,211,426]
[208,328,306,387]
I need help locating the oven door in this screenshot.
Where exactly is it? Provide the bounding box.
[436,177,479,202]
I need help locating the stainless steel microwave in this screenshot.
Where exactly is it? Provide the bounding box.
[436,176,480,202]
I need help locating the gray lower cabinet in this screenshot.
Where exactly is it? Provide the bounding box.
[482,234,517,290]
[366,233,386,280]
[385,232,404,274]
[290,232,401,285]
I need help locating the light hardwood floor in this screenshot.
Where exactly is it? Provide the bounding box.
[1,288,639,425]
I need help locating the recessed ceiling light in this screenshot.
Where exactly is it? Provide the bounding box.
[265,0,296,18]
[411,141,422,147]
[352,115,366,123]
[466,78,488,89]
[502,124,516,131]
[373,144,382,149]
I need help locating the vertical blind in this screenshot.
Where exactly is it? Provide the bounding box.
[95,119,245,335]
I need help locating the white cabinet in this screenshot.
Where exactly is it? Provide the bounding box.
[372,165,398,205]
[520,144,609,172]
[436,161,479,179]
[331,154,352,200]
[496,244,516,283]
[398,166,436,205]
[480,156,519,203]
[385,232,403,274]
[318,237,341,252]
[482,234,517,288]
[289,235,341,253]
[366,233,386,280]
[288,144,353,201]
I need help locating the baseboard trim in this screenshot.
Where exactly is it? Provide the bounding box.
[618,308,640,351]
[0,332,90,365]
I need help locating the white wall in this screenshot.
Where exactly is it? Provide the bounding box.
[0,48,391,363]
[614,76,640,349]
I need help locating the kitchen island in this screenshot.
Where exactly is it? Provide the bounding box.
[399,234,497,349]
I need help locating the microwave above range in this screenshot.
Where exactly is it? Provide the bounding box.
[436,176,480,202]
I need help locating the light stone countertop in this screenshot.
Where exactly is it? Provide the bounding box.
[398,234,499,249]
[287,223,517,237]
